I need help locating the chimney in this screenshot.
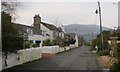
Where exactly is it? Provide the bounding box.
[33,14,41,31]
[2,12,12,27]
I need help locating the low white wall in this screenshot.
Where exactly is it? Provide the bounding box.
[69,44,76,49]
[18,47,42,63]
[5,53,22,69]
[41,45,75,54]
[65,47,70,51]
[41,46,59,54]
[59,47,65,52]
[2,44,76,71]
[2,47,42,70]
[28,35,50,41]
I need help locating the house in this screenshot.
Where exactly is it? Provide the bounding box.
[11,14,65,46]
[65,33,79,47]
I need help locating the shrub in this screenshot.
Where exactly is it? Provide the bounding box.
[97,49,109,56]
[110,62,120,72]
[24,43,31,48]
[2,12,24,53]
[69,38,76,44]
[32,43,39,47]
[43,39,52,46]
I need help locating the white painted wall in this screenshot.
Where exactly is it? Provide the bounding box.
[41,24,54,40]
[58,32,64,39]
[65,47,70,51]
[18,47,42,63]
[28,35,49,41]
[2,47,42,70]
[59,47,65,52]
[70,44,75,49]
[1,44,76,71]
[75,34,79,47]
[5,53,22,69]
[41,46,59,54]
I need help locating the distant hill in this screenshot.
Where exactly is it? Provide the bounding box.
[64,24,110,42]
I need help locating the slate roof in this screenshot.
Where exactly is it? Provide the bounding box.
[11,23,32,33]
[11,23,42,35]
[11,21,63,36]
[41,22,63,32]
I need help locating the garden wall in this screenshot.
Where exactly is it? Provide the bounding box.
[1,44,76,71]
[2,47,42,70]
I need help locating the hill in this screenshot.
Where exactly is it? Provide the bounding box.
[64,24,110,42]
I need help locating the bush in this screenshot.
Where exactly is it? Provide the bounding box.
[32,43,39,47]
[43,39,52,46]
[2,12,24,53]
[110,62,120,72]
[69,38,76,44]
[97,49,109,56]
[25,43,31,48]
[51,40,57,46]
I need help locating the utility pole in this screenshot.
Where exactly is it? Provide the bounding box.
[98,1,104,45]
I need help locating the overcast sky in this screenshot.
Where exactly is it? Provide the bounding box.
[9,0,119,28]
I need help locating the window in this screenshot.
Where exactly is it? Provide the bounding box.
[30,29,33,35]
[30,40,33,43]
[27,29,29,34]
[36,40,41,44]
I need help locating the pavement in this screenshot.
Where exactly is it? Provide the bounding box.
[2,45,109,71]
[97,56,110,69]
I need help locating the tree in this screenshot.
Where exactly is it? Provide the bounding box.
[91,31,111,55]
[69,38,76,44]
[2,12,24,53]
[2,1,23,53]
[2,1,20,14]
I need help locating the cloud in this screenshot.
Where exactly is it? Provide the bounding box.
[15,2,118,28]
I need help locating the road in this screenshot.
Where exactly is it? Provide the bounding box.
[3,46,107,71]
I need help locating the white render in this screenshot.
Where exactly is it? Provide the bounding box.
[28,35,49,41]
[1,44,77,71]
[26,14,65,46]
[2,47,42,70]
[75,34,79,47]
[41,23,54,40]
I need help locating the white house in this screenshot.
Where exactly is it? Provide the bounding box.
[75,34,79,47]
[12,14,65,46]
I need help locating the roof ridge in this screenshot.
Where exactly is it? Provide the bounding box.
[12,22,33,28]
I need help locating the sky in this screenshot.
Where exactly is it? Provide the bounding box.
[7,0,119,28]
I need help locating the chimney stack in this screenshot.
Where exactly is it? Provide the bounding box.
[33,14,41,31]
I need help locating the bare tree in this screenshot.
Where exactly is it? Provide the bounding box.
[2,0,20,12]
[1,0,21,20]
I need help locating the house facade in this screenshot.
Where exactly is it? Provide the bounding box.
[12,14,65,46]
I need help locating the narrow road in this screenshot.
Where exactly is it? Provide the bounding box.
[4,46,105,71]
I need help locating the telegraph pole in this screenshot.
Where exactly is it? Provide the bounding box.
[98,1,104,45]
